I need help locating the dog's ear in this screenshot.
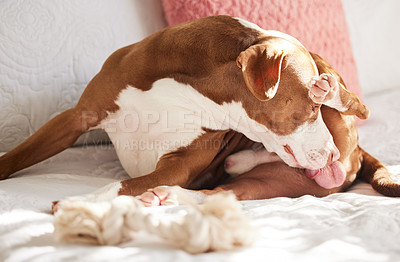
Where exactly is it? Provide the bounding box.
[310,52,370,119]
[236,45,285,101]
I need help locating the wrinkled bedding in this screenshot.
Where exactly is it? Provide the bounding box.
[1,88,400,262]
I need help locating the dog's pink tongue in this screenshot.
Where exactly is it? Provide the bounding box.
[304,161,346,189]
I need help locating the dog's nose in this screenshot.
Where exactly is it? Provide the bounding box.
[328,152,334,165]
[327,149,340,165]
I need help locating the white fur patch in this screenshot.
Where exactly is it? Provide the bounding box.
[270,112,339,169]
[98,78,267,178]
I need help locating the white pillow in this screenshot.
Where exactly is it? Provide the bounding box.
[0,0,167,152]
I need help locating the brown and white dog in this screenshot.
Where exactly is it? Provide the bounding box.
[137,54,400,207]
[0,16,372,206]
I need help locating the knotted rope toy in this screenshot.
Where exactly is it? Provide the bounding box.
[53,192,256,253]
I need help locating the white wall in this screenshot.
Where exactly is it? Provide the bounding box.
[342,0,400,95]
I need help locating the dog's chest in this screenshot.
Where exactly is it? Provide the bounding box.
[97,78,235,178]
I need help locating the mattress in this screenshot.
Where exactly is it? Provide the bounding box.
[1,88,400,262]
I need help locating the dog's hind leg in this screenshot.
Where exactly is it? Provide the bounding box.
[0,72,123,180]
[0,108,88,179]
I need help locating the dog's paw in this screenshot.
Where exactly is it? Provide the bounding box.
[308,73,339,104]
[136,186,179,207]
[225,149,281,177]
[224,150,258,177]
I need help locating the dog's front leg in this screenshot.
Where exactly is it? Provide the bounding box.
[53,156,213,212]
[54,131,228,211]
[52,159,198,212]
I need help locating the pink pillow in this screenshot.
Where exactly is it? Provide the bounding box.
[162,0,363,102]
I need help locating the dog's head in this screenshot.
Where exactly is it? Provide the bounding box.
[236,34,367,170]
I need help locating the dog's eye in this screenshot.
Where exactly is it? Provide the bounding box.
[312,105,319,113]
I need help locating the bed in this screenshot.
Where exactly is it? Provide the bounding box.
[1,0,400,261]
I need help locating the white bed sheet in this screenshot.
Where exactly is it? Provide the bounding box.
[1,88,400,262]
